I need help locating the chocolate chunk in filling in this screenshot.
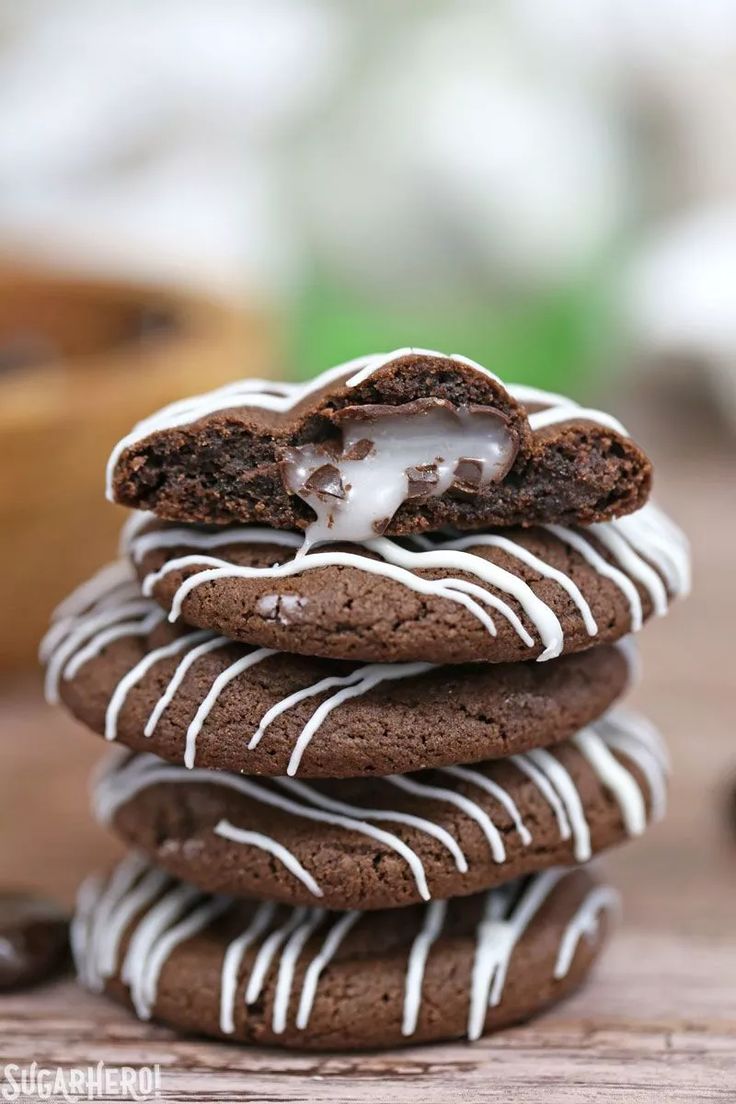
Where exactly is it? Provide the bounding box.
[280,399,518,546]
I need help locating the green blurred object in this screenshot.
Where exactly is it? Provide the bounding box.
[288,270,615,396]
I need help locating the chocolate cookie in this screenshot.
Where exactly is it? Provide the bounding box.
[73,857,616,1049]
[107,349,652,539]
[0,893,69,990]
[43,565,632,776]
[92,711,665,910]
[125,501,689,665]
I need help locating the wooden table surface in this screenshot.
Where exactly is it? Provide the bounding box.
[1,374,734,1102]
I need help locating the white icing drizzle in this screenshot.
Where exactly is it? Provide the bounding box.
[92,710,666,908]
[48,560,137,628]
[220,902,276,1033]
[275,777,463,891]
[69,874,104,984]
[128,523,303,565]
[134,500,687,663]
[586,523,668,616]
[131,894,230,1020]
[122,882,203,1018]
[272,909,326,1034]
[468,869,565,1041]
[402,899,447,1036]
[522,748,592,862]
[573,728,647,837]
[42,590,164,705]
[554,885,621,979]
[511,753,573,845]
[611,502,691,597]
[75,861,618,1040]
[144,634,231,737]
[544,524,644,632]
[214,821,323,898]
[105,628,213,742]
[440,765,532,847]
[93,754,439,901]
[295,910,360,1031]
[527,404,628,436]
[387,773,507,863]
[438,532,599,636]
[146,549,503,645]
[250,660,434,777]
[245,906,308,1006]
[183,646,277,768]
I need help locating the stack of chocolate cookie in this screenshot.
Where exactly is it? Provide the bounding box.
[44,349,689,1049]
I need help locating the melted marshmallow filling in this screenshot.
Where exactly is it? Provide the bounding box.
[280,400,517,548]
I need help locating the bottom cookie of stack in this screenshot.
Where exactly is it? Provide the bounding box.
[72,857,617,1051]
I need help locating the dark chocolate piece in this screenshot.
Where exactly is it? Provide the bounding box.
[0,892,69,991]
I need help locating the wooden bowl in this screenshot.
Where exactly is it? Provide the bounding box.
[0,264,273,668]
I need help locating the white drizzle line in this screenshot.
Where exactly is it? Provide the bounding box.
[438,533,598,636]
[573,728,647,837]
[49,560,137,625]
[70,874,104,984]
[144,634,230,737]
[220,902,276,1034]
[42,594,163,705]
[214,822,323,899]
[544,524,644,632]
[387,774,507,864]
[183,647,277,768]
[105,628,213,742]
[440,765,532,847]
[77,861,617,1040]
[86,860,170,993]
[276,777,466,880]
[128,524,303,565]
[135,500,687,663]
[522,748,592,862]
[402,900,447,1036]
[93,754,437,901]
[250,661,434,777]
[554,885,621,979]
[612,502,691,597]
[295,910,360,1030]
[132,894,230,1020]
[93,711,667,906]
[118,511,157,555]
[272,909,326,1034]
[367,537,562,659]
[510,754,572,847]
[144,550,505,647]
[527,404,628,435]
[468,869,565,1041]
[245,907,309,1006]
[586,523,668,616]
[121,882,199,990]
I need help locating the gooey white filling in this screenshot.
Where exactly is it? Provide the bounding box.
[281,403,516,549]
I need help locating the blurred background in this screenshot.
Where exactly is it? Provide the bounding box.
[0,0,732,948]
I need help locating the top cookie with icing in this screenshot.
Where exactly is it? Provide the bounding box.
[107,349,652,542]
